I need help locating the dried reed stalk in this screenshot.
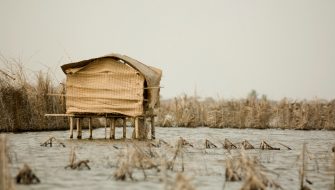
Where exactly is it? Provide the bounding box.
[40,136,66,147]
[241,140,254,150]
[0,135,15,190]
[113,143,159,181]
[0,61,66,132]
[223,138,237,149]
[299,143,312,190]
[65,148,90,170]
[260,140,280,150]
[158,95,335,130]
[16,164,40,184]
[225,150,282,189]
[171,173,195,190]
[205,139,217,149]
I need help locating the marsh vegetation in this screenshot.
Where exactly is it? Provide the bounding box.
[1,63,335,190]
[1,62,335,132]
[158,94,335,130]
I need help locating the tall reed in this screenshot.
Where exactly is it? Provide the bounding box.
[0,61,66,132]
[157,94,335,130]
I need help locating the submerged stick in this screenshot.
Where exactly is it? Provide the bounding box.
[278,142,292,150]
[65,160,90,170]
[241,140,254,150]
[179,137,193,147]
[65,148,90,170]
[40,137,65,147]
[260,140,280,150]
[223,138,237,149]
[205,139,217,149]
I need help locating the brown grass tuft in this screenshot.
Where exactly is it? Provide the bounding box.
[15,164,40,184]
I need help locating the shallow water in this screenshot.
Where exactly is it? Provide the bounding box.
[7,127,335,190]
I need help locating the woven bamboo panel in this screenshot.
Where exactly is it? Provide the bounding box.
[66,58,144,117]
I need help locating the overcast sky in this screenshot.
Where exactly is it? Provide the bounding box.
[1,0,334,100]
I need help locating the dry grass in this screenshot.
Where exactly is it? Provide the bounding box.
[0,61,66,132]
[1,58,334,132]
[113,139,191,181]
[224,150,282,190]
[65,148,91,170]
[170,173,195,190]
[158,94,335,130]
[113,143,160,181]
[0,135,15,190]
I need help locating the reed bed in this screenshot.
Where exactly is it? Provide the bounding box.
[0,61,66,132]
[158,94,335,130]
[1,59,334,132]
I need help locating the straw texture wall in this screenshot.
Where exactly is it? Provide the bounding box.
[66,58,145,117]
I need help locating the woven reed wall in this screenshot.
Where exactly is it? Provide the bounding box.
[66,58,145,117]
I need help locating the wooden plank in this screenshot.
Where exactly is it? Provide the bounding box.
[143,86,164,89]
[45,113,154,118]
[45,114,74,117]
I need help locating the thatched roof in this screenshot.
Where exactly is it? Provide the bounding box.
[61,53,162,110]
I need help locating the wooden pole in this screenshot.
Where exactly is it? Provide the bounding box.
[110,118,115,139]
[143,116,147,139]
[135,117,139,139]
[69,117,74,139]
[123,118,126,139]
[76,118,82,139]
[151,116,155,139]
[105,117,108,139]
[89,117,92,139]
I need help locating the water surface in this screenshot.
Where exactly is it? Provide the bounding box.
[7,127,335,190]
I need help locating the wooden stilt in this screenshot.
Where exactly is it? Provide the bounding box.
[110,118,115,139]
[105,117,108,139]
[135,117,139,139]
[89,117,92,139]
[77,118,82,139]
[143,116,147,139]
[123,118,126,139]
[151,116,155,139]
[79,118,82,138]
[69,117,74,139]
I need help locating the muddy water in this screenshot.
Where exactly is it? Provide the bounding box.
[7,127,335,190]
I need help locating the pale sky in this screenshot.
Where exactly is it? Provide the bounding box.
[1,0,334,100]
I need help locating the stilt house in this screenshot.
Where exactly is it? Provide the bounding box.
[60,53,162,139]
